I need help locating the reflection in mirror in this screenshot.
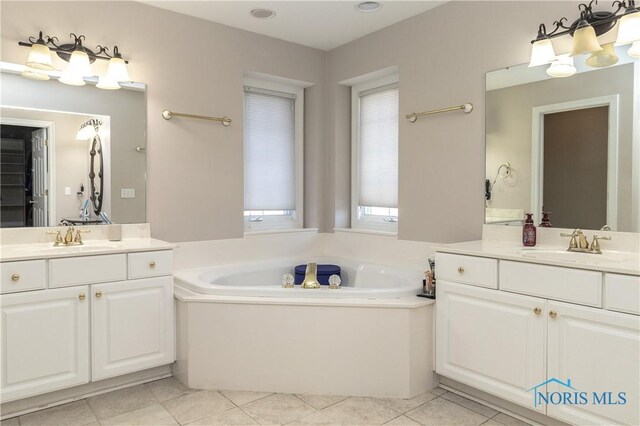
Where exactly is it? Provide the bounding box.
[0,67,146,228]
[485,47,638,232]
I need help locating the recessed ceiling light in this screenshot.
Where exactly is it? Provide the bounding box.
[355,1,381,13]
[250,8,276,19]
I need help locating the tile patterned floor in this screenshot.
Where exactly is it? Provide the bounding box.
[1,378,533,426]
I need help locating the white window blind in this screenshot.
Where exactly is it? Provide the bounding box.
[244,88,296,211]
[358,85,399,208]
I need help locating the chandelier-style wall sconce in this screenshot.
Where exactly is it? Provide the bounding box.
[18,31,131,89]
[529,0,640,78]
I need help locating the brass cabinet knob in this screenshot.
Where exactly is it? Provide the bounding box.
[95,291,103,298]
[79,293,86,301]
[11,274,20,282]
[457,266,465,273]
[149,261,156,268]
[549,310,557,318]
[533,307,542,315]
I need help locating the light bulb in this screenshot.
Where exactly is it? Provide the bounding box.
[547,55,577,78]
[67,49,93,77]
[571,20,602,56]
[58,70,86,86]
[615,8,640,45]
[96,75,120,90]
[529,38,556,67]
[26,42,54,70]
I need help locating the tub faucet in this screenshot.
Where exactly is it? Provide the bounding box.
[301,262,321,289]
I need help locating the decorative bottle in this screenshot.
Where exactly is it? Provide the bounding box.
[523,213,537,246]
[540,212,553,228]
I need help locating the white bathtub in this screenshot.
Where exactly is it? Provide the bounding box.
[174,257,423,299]
[173,257,435,399]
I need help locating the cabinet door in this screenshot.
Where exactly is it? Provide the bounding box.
[92,276,174,380]
[1,286,90,402]
[547,301,640,426]
[436,281,547,411]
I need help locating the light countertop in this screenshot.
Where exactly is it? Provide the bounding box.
[436,240,640,276]
[0,238,177,262]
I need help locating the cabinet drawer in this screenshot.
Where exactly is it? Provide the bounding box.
[500,261,602,307]
[1,260,46,294]
[436,253,498,288]
[605,274,640,315]
[49,254,126,288]
[128,250,172,279]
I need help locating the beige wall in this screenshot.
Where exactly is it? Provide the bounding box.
[325,1,587,243]
[2,1,599,243]
[1,1,326,242]
[486,64,634,230]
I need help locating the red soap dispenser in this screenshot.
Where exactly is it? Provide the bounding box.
[523,213,537,246]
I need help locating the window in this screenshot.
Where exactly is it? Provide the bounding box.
[243,78,303,231]
[351,75,399,232]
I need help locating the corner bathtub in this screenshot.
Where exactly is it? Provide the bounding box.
[174,257,423,299]
[173,257,435,399]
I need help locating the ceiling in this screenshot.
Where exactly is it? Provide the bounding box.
[139,1,446,51]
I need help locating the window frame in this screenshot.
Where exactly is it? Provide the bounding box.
[351,74,400,233]
[243,77,304,232]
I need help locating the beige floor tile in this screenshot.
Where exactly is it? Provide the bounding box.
[376,391,439,414]
[481,420,504,426]
[220,390,273,406]
[162,391,235,425]
[492,413,533,426]
[405,398,489,426]
[187,407,258,425]
[145,378,196,402]
[100,404,178,425]
[321,396,400,425]
[87,385,157,420]
[295,394,349,410]
[440,392,499,418]
[430,387,448,396]
[0,418,20,426]
[241,393,316,425]
[20,400,97,425]
[384,415,421,425]
[287,411,338,425]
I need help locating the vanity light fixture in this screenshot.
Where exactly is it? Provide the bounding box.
[529,0,640,76]
[18,32,131,89]
[546,55,578,78]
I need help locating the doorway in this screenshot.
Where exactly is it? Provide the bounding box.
[0,120,53,227]
[531,95,618,229]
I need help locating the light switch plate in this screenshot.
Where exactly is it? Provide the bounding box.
[120,188,135,199]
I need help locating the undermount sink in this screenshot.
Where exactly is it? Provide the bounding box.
[516,248,633,264]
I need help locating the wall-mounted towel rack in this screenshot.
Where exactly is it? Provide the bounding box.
[162,110,232,127]
[405,103,473,123]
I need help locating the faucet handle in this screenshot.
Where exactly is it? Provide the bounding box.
[590,235,611,254]
[560,230,579,249]
[74,228,91,244]
[45,230,63,246]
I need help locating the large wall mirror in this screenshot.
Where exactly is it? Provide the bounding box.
[485,47,639,232]
[0,68,146,228]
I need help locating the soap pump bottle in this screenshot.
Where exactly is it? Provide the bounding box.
[523,213,537,247]
[540,212,553,228]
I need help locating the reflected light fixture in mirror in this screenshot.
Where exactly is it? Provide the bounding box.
[546,55,577,77]
[528,0,640,77]
[18,32,131,89]
[629,40,640,57]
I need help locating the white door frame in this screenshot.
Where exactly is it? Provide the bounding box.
[531,95,619,229]
[0,117,56,226]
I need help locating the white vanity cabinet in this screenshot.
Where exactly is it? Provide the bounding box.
[0,248,175,404]
[435,252,640,426]
[92,276,174,380]
[0,286,90,402]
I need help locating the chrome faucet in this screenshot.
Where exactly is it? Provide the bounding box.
[560,229,611,254]
[301,262,321,289]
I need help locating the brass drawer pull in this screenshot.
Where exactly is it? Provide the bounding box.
[11,274,20,282]
[79,293,86,301]
[533,307,542,315]
[457,266,465,273]
[549,310,557,318]
[149,261,156,268]
[95,291,103,298]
